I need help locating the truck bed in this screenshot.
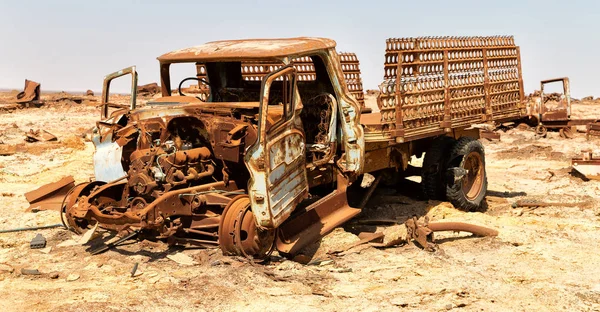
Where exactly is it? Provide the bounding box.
[375,36,525,143]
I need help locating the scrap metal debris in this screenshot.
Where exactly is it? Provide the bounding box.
[587,122,600,139]
[328,217,498,255]
[30,233,47,249]
[25,129,57,142]
[89,230,139,255]
[137,82,160,96]
[15,79,41,104]
[24,176,74,212]
[571,151,600,181]
[406,217,499,251]
[131,263,139,277]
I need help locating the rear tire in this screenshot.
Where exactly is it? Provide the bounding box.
[446,137,487,211]
[421,136,455,200]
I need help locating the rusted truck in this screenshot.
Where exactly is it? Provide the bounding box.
[523,77,599,137]
[63,36,524,258]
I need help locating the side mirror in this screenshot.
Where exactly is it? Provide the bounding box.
[101,66,138,119]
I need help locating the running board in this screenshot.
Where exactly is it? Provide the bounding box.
[275,189,361,256]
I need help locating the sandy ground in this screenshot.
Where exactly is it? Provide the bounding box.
[0,92,600,311]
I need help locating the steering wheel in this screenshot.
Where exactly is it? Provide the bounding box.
[178,77,211,101]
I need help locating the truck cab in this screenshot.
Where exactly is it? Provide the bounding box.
[68,38,366,258]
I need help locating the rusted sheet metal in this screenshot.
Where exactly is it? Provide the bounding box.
[137,82,160,96]
[25,176,75,212]
[572,151,600,180]
[378,36,523,142]
[587,122,600,139]
[92,133,127,182]
[25,129,57,142]
[157,37,336,63]
[16,79,41,104]
[276,175,361,256]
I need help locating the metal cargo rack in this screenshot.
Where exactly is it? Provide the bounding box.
[377,36,525,142]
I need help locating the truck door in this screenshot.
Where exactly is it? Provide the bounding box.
[245,65,309,229]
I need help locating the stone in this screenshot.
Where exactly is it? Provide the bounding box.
[166,253,197,266]
[0,264,14,273]
[39,247,52,254]
[66,273,80,282]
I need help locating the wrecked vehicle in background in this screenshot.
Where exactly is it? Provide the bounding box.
[63,36,521,258]
[524,77,599,137]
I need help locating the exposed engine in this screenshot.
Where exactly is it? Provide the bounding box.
[127,143,213,197]
[62,109,274,255]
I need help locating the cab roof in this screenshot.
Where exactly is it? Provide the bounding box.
[157,37,336,63]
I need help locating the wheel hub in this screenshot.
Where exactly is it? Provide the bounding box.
[462,151,484,200]
[62,184,97,234]
[219,195,275,259]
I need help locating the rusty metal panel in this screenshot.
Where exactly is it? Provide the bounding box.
[25,176,75,212]
[92,133,127,182]
[378,36,523,141]
[572,152,600,180]
[15,79,41,104]
[587,122,600,139]
[157,37,337,63]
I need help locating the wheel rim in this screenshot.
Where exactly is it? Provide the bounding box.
[219,195,275,259]
[535,125,547,137]
[63,182,100,234]
[462,151,484,200]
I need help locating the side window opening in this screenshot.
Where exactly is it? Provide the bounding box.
[296,55,337,165]
[265,71,295,132]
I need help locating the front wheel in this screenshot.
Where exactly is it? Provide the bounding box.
[446,137,487,211]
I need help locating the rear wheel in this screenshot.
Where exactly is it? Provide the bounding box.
[421,136,455,200]
[446,137,487,211]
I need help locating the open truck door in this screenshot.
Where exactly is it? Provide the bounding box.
[93,66,138,182]
[100,66,138,119]
[245,65,309,229]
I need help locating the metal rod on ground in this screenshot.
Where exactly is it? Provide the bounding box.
[358,174,383,209]
[0,223,64,234]
[90,230,140,255]
[428,222,499,237]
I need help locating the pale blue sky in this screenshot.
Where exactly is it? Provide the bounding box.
[1,0,598,97]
